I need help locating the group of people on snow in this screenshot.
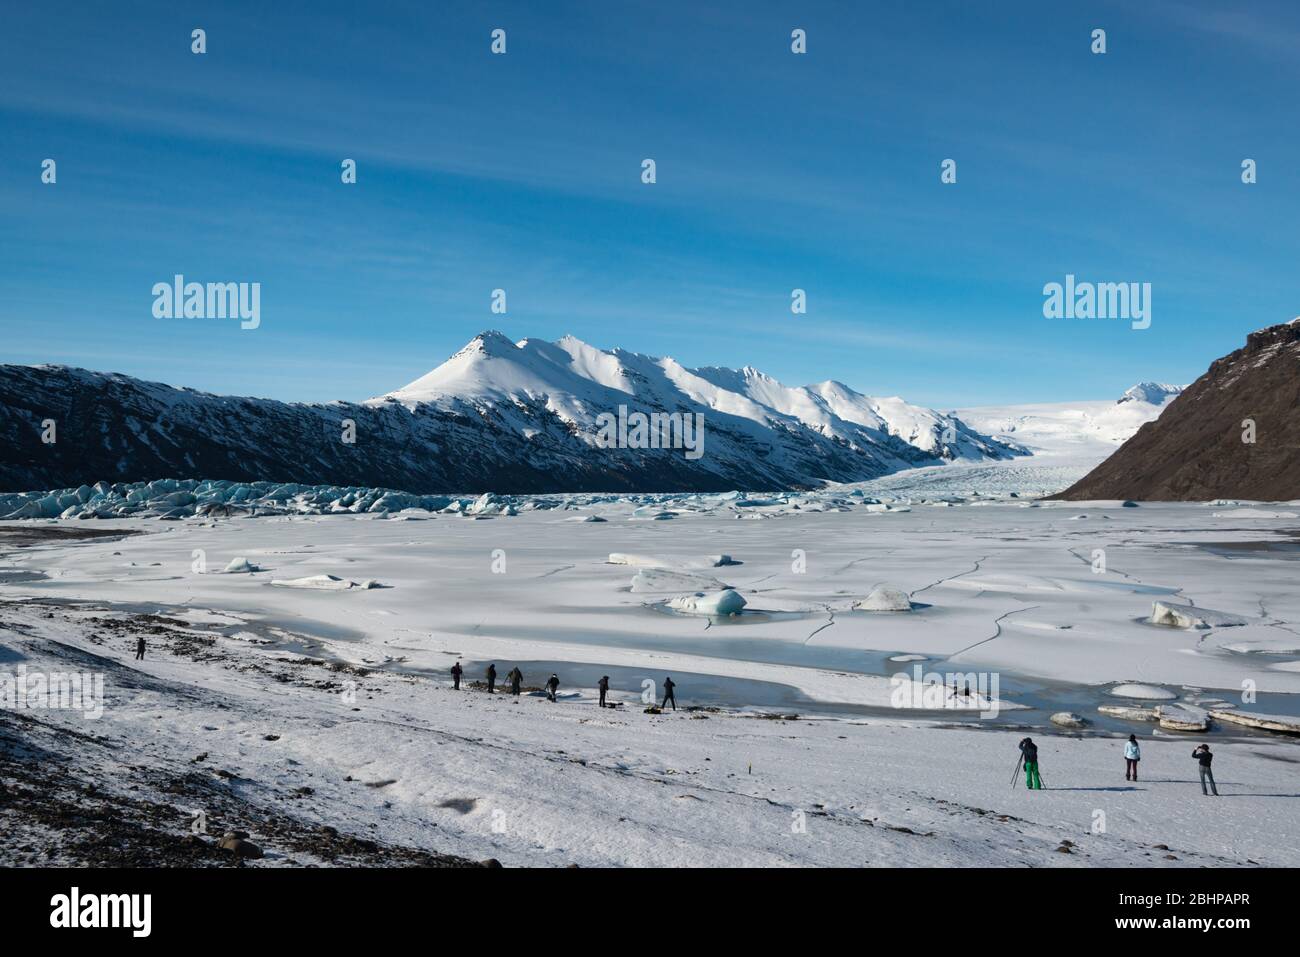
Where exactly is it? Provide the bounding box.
[127,638,1227,798]
[1018,734,1221,796]
[449,663,1224,796]
[451,661,678,710]
[474,663,529,696]
[451,661,542,697]
[447,659,1224,795]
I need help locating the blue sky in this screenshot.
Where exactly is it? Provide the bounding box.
[2,0,1298,407]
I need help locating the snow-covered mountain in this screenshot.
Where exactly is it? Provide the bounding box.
[956,381,1184,461]
[1116,382,1183,407]
[0,331,1025,494]
[375,330,1021,462]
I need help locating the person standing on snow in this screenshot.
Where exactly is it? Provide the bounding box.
[546,673,560,702]
[1124,735,1141,781]
[508,667,523,696]
[451,661,463,691]
[661,676,677,711]
[135,637,146,661]
[598,675,610,708]
[1019,737,1042,790]
[486,663,497,694]
[1193,744,1218,796]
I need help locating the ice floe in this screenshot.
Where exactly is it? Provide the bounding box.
[1155,703,1210,731]
[1049,711,1089,729]
[1108,683,1177,701]
[610,552,740,570]
[1223,639,1300,654]
[630,568,731,594]
[1207,708,1300,735]
[269,574,384,590]
[608,553,666,567]
[667,589,747,616]
[1149,601,1248,629]
[852,585,913,612]
[1097,704,1158,722]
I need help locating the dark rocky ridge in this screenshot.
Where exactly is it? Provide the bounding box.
[0,362,1019,494]
[1054,321,1300,501]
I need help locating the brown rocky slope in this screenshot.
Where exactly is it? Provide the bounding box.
[1053,320,1300,501]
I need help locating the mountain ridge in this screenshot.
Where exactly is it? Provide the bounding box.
[0,331,1027,494]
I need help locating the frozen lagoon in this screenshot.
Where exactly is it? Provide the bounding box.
[4,496,1300,732]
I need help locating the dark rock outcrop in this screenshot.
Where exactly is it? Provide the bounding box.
[1054,321,1300,501]
[0,355,1020,494]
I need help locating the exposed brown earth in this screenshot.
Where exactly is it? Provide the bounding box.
[1054,320,1300,501]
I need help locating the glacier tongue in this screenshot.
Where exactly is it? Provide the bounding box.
[0,476,1015,522]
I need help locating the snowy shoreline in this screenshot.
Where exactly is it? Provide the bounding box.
[3,592,1297,867]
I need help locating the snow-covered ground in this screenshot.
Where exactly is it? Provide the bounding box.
[3,493,1299,867]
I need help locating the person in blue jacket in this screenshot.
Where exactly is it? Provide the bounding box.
[1124,734,1141,781]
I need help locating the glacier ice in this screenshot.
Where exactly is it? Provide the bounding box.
[0,479,457,521]
[853,586,913,612]
[668,589,747,616]
[1149,601,1247,629]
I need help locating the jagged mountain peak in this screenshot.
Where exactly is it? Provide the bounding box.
[464,329,518,353]
[1118,382,1183,405]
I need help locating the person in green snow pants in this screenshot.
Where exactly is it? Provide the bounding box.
[1019,737,1043,789]
[1024,761,1042,789]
